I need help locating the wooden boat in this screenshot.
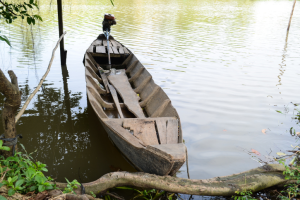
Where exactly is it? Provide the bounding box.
[83,34,186,176]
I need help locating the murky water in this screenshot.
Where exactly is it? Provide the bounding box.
[1,0,300,186]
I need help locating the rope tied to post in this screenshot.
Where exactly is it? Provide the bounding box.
[0,134,23,155]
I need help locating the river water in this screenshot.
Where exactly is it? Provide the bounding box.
[1,0,300,187]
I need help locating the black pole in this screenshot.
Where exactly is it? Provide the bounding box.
[57,0,67,65]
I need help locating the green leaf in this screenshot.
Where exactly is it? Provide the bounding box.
[15,179,24,187]
[0,183,3,188]
[7,177,12,183]
[11,176,18,183]
[0,146,10,151]
[38,185,45,192]
[65,178,71,184]
[7,189,15,196]
[2,180,8,185]
[29,186,36,191]
[0,35,11,47]
[30,0,33,4]
[45,185,53,190]
[25,168,36,178]
[41,168,48,172]
[35,174,44,184]
[27,17,31,25]
[0,195,8,200]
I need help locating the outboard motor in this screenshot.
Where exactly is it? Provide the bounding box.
[102,13,116,69]
[102,13,116,32]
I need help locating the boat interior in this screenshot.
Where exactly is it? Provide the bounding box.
[84,34,185,166]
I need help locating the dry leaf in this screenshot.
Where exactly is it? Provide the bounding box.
[296,132,300,136]
[251,149,261,156]
[277,152,286,156]
[262,129,267,134]
[223,129,227,132]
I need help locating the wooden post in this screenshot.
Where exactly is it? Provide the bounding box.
[57,0,67,65]
[287,0,296,32]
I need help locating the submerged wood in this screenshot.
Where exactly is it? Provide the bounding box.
[55,164,288,196]
[84,34,185,176]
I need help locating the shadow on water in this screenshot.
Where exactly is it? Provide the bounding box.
[0,65,136,183]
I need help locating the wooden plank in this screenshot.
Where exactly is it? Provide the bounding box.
[108,84,124,118]
[105,120,144,148]
[92,39,102,46]
[108,46,114,54]
[96,46,106,54]
[111,46,119,54]
[103,40,111,47]
[155,119,167,144]
[154,118,178,144]
[166,119,178,144]
[118,47,125,54]
[124,47,130,54]
[147,143,185,160]
[87,45,94,53]
[110,40,122,47]
[123,119,158,146]
[99,72,110,93]
[108,69,145,118]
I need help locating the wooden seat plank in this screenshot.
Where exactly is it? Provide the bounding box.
[112,46,119,54]
[123,47,130,54]
[123,119,158,146]
[96,46,106,54]
[110,40,122,47]
[105,120,144,148]
[118,47,125,54]
[87,46,94,53]
[108,70,145,118]
[155,119,167,144]
[103,40,111,47]
[155,118,178,144]
[108,46,114,54]
[166,119,178,144]
[92,39,103,46]
[108,84,124,118]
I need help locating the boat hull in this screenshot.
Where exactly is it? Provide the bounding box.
[85,34,186,176]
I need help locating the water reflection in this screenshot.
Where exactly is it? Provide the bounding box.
[0,67,136,182]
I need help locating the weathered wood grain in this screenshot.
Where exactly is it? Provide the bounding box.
[108,84,124,118]
[118,47,125,54]
[111,46,119,54]
[92,39,103,46]
[99,72,110,93]
[96,46,106,54]
[166,118,178,144]
[87,46,94,53]
[123,119,159,146]
[110,40,122,47]
[108,70,145,118]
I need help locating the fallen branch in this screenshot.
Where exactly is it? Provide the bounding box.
[15,31,67,123]
[55,164,288,196]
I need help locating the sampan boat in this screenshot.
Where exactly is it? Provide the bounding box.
[83,33,186,176]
